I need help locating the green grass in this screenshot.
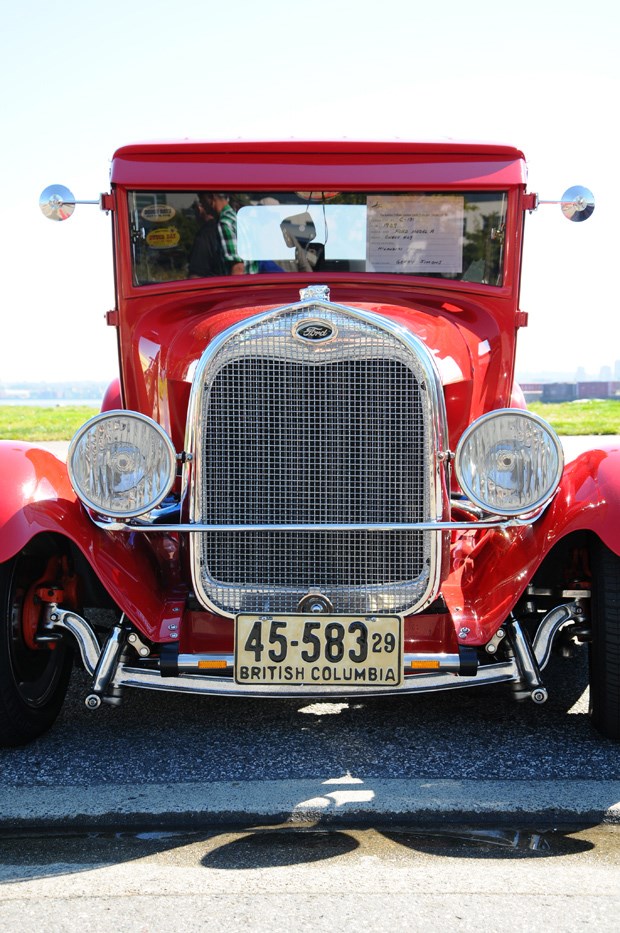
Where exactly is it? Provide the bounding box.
[0,406,99,441]
[529,399,620,436]
[0,399,619,441]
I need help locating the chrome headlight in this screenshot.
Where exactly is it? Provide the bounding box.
[68,411,176,518]
[455,410,563,516]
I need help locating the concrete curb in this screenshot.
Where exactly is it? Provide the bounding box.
[2,779,620,831]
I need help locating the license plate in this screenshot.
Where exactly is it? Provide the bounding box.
[234,614,403,686]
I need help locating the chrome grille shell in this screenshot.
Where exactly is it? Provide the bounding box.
[187,297,448,616]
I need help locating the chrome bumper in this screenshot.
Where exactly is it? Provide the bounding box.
[43,602,584,701]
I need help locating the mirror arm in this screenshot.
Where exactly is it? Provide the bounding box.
[523,186,594,223]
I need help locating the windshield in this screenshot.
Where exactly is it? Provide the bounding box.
[128,190,508,287]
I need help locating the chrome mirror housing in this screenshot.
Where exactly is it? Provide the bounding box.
[39,184,101,221]
[560,186,595,222]
[536,185,595,222]
[39,184,76,221]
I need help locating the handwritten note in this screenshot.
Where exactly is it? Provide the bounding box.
[366,195,464,274]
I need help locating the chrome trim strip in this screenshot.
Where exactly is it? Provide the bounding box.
[175,651,463,673]
[89,515,542,533]
[113,661,518,698]
[177,654,231,673]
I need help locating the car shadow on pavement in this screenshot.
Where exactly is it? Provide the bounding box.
[0,821,597,887]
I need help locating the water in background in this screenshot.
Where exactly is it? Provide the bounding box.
[0,399,100,407]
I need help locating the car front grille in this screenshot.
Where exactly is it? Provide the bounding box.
[190,301,443,615]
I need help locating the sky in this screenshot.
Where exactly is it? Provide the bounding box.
[0,0,618,385]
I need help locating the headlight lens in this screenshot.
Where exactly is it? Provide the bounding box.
[455,410,563,515]
[68,411,176,517]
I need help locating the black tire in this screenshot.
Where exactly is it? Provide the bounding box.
[589,541,620,740]
[0,542,73,747]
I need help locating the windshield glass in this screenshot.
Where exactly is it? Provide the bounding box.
[128,190,508,287]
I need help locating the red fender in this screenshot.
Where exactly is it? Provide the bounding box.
[443,441,620,644]
[510,381,527,410]
[0,441,174,642]
[101,377,122,412]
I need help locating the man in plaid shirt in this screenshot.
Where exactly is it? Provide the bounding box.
[210,193,258,275]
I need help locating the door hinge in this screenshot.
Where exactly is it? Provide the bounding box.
[515,310,529,328]
[106,309,119,326]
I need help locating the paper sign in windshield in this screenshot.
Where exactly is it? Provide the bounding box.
[367,195,464,274]
[141,204,176,223]
[146,226,180,249]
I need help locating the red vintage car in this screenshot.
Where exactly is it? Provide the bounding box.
[1,140,616,747]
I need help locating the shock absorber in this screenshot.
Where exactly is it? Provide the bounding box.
[507,616,548,704]
[84,618,128,709]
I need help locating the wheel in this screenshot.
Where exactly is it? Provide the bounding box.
[0,542,73,747]
[589,541,620,740]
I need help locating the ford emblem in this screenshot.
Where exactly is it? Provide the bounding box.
[293,320,337,342]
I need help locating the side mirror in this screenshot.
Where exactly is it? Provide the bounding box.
[536,186,595,223]
[559,186,595,222]
[39,184,100,222]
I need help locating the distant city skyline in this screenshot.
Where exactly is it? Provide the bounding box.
[519,360,620,383]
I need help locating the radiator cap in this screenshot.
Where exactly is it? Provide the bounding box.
[300,284,330,302]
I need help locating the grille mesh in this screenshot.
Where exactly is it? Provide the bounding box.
[193,307,434,614]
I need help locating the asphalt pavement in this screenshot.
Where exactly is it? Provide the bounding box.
[1,651,620,831]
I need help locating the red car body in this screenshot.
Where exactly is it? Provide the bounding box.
[1,140,618,746]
